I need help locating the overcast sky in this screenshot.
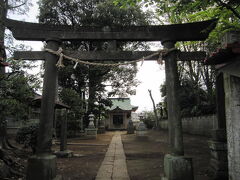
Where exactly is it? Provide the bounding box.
[8,0,165,112]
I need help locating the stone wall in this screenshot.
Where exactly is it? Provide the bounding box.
[224,74,240,180]
[7,118,39,135]
[159,115,217,137]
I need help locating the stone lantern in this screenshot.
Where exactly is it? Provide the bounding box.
[136,113,148,139]
[127,120,134,134]
[85,113,97,139]
[88,113,95,128]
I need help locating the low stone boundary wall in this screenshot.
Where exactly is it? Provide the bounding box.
[159,115,216,137]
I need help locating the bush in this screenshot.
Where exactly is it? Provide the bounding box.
[143,119,154,129]
[15,124,39,153]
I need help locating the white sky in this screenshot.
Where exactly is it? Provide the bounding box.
[8,0,165,112]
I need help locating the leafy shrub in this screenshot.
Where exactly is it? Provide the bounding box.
[15,124,39,153]
[142,111,155,129]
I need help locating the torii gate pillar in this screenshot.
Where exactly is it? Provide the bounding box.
[162,41,194,180]
[26,39,61,180]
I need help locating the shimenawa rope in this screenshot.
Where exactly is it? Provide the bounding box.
[45,47,178,68]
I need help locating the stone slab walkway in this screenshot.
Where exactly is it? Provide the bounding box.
[95,132,130,180]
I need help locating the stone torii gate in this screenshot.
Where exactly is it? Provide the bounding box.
[6,18,216,180]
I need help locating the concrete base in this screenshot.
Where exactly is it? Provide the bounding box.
[127,128,134,134]
[55,150,73,158]
[208,140,228,179]
[136,130,147,136]
[136,121,147,138]
[26,154,57,180]
[136,130,148,140]
[97,126,105,134]
[85,128,98,135]
[162,154,193,180]
[85,128,97,139]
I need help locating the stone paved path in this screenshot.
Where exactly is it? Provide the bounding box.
[95,132,130,180]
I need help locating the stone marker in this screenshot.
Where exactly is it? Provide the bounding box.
[127,120,134,134]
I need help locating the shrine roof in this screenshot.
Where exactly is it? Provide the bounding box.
[204,42,240,65]
[32,96,70,109]
[108,98,138,111]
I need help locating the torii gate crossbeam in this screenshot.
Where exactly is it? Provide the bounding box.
[6,18,216,41]
[14,50,206,61]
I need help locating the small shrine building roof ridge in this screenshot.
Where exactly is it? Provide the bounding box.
[108,98,138,111]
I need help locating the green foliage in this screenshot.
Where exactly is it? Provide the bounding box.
[160,79,215,117]
[114,0,240,45]
[0,73,36,121]
[113,0,239,119]
[0,0,40,149]
[1,0,41,124]
[142,111,155,129]
[60,88,82,110]
[15,124,39,153]
[58,89,83,136]
[179,78,215,117]
[38,0,150,123]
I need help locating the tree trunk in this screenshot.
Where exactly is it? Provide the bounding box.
[0,2,25,178]
[0,0,10,150]
[0,117,7,149]
[148,89,159,129]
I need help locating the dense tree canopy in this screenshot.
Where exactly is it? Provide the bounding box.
[38,0,151,126]
[114,0,240,117]
[114,0,240,44]
[0,0,40,163]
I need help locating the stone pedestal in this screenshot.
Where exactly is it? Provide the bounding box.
[127,120,134,134]
[162,154,193,180]
[208,130,228,179]
[136,121,148,140]
[27,154,57,180]
[97,125,105,134]
[55,150,73,158]
[208,141,228,179]
[85,128,98,139]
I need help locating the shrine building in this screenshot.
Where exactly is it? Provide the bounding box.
[105,98,138,130]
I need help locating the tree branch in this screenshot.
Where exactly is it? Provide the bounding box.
[215,0,240,20]
[7,0,27,10]
[148,89,159,128]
